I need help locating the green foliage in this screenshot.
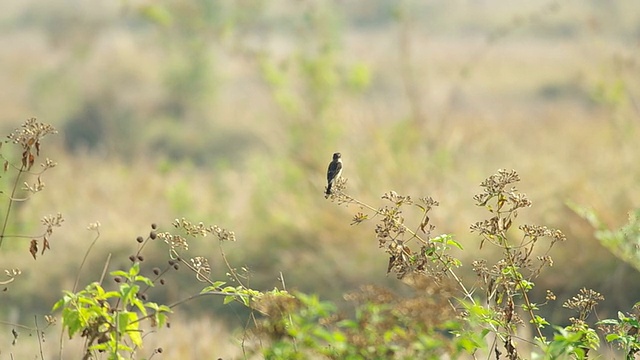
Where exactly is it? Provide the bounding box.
[255,289,467,360]
[539,325,599,360]
[52,262,171,359]
[569,203,640,272]
[598,306,640,359]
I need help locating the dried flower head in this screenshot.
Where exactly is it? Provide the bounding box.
[546,290,556,301]
[157,232,189,252]
[172,218,236,242]
[351,212,368,225]
[190,256,211,282]
[519,224,566,243]
[44,314,56,326]
[563,288,604,321]
[7,118,57,146]
[42,213,64,235]
[471,169,532,228]
[87,221,101,232]
[6,118,57,171]
[382,191,413,206]
[1,268,21,285]
[325,177,348,202]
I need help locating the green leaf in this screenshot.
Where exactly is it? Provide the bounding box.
[431,234,463,250]
[52,298,66,311]
[211,281,226,288]
[92,283,106,297]
[62,308,81,338]
[627,318,640,327]
[155,312,168,328]
[145,302,161,311]
[77,297,98,306]
[89,342,110,352]
[134,275,154,287]
[110,270,129,278]
[446,237,463,250]
[605,333,620,342]
[201,282,226,293]
[119,284,140,306]
[200,286,214,294]
[597,319,619,326]
[145,302,171,317]
[117,312,132,334]
[516,279,534,291]
[103,291,121,300]
[132,298,147,316]
[128,262,140,277]
[123,312,142,346]
[221,286,234,293]
[530,315,549,328]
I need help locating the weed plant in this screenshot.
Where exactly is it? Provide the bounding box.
[2,119,640,359]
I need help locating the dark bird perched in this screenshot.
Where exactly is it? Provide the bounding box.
[326,152,343,196]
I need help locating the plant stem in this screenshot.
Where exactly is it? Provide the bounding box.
[0,165,25,248]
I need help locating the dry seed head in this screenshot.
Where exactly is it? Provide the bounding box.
[87,221,101,231]
[546,290,556,301]
[191,256,211,281]
[473,169,521,205]
[563,288,604,314]
[7,118,57,148]
[41,213,64,229]
[351,212,368,225]
[325,177,348,201]
[157,232,189,251]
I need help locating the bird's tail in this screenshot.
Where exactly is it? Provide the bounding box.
[325,184,332,195]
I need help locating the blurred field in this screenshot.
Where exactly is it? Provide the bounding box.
[1,0,640,358]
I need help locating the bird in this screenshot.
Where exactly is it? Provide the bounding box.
[326,152,343,196]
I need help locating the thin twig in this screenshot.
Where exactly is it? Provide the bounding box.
[127,290,250,328]
[34,315,45,360]
[0,165,25,248]
[0,321,36,331]
[98,253,112,286]
[73,227,101,292]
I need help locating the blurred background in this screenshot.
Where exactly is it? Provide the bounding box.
[1,0,639,357]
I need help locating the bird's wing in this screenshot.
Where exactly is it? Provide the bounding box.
[327,161,343,182]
